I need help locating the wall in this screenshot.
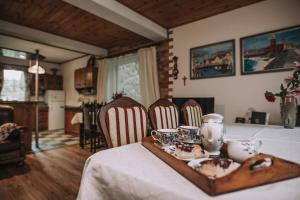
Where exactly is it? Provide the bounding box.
[61,55,96,106]
[171,0,300,124]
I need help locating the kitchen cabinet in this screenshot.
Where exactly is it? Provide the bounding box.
[30,73,63,95]
[45,74,63,90]
[74,66,97,95]
[29,106,49,131]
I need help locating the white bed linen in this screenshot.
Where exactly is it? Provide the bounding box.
[77,124,300,200]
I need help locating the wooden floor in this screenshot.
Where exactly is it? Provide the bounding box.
[0,145,92,200]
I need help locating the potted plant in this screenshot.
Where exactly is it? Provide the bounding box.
[264,61,300,128]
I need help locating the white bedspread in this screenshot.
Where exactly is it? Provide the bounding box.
[77,124,300,200]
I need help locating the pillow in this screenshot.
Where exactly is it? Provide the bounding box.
[0,123,17,141]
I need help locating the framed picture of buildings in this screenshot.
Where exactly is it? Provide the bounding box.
[190,40,235,79]
[240,25,300,75]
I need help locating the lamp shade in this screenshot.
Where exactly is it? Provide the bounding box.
[28,64,45,74]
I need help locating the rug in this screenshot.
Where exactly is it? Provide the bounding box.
[31,129,80,152]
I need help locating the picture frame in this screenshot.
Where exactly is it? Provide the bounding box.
[240,25,300,75]
[190,40,235,79]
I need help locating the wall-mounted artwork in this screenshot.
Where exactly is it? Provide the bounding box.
[190,40,235,79]
[240,25,300,75]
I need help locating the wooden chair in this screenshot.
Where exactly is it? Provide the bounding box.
[148,98,179,130]
[99,96,147,148]
[181,99,203,127]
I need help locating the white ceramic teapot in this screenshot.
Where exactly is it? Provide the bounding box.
[200,113,224,156]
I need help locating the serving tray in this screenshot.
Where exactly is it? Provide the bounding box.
[142,136,300,196]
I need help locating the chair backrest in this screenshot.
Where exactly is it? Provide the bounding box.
[181,99,203,127]
[82,105,92,130]
[0,105,14,125]
[148,98,179,130]
[99,96,147,148]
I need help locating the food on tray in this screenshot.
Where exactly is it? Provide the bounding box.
[174,143,208,160]
[195,158,240,179]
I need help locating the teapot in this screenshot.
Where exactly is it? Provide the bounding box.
[200,113,224,156]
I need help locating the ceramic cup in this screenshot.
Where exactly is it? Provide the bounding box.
[227,139,262,163]
[151,129,178,146]
[178,125,200,141]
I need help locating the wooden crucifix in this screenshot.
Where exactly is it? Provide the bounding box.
[182,76,187,86]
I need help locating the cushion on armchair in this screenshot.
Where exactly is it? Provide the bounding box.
[0,123,17,142]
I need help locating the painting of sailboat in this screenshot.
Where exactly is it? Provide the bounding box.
[241,25,300,75]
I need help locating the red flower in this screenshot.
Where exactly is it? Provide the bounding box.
[291,87,300,96]
[264,92,276,102]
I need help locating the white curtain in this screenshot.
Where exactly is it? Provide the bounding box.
[138,47,160,108]
[96,59,109,103]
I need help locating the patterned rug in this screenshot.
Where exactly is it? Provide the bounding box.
[31,129,80,152]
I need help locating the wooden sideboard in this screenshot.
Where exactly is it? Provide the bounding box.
[65,106,81,134]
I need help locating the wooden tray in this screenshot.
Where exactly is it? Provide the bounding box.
[142,136,300,196]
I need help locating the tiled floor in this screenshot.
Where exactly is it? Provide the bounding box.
[31,129,80,152]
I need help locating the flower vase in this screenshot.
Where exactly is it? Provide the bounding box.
[280,96,298,129]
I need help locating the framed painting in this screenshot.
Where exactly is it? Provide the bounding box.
[240,25,300,75]
[190,40,235,79]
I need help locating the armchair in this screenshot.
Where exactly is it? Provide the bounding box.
[0,105,27,165]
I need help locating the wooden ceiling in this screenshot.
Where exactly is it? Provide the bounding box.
[116,0,265,28]
[0,0,264,54]
[0,0,151,50]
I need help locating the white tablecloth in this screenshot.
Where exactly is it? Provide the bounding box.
[77,124,300,200]
[71,112,83,124]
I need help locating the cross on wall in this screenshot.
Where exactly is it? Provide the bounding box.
[182,76,187,86]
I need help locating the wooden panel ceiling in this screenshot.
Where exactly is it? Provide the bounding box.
[0,0,151,50]
[116,0,265,28]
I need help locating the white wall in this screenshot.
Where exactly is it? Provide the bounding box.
[171,0,300,124]
[61,55,96,106]
[0,55,61,74]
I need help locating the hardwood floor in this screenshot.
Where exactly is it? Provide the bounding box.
[0,145,92,200]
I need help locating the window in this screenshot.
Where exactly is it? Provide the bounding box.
[1,48,27,60]
[0,69,27,101]
[117,61,141,102]
[106,54,141,102]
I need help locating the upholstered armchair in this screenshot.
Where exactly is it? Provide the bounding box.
[0,105,27,165]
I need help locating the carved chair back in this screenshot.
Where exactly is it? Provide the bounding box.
[99,96,147,148]
[181,99,203,127]
[148,98,179,130]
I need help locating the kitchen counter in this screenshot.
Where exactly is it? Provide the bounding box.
[65,106,81,134]
[64,105,81,110]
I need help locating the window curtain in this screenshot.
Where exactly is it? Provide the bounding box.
[96,59,109,103]
[137,47,160,108]
[0,65,3,94]
[0,63,31,101]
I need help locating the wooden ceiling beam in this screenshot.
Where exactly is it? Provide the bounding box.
[63,0,167,41]
[0,20,107,56]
